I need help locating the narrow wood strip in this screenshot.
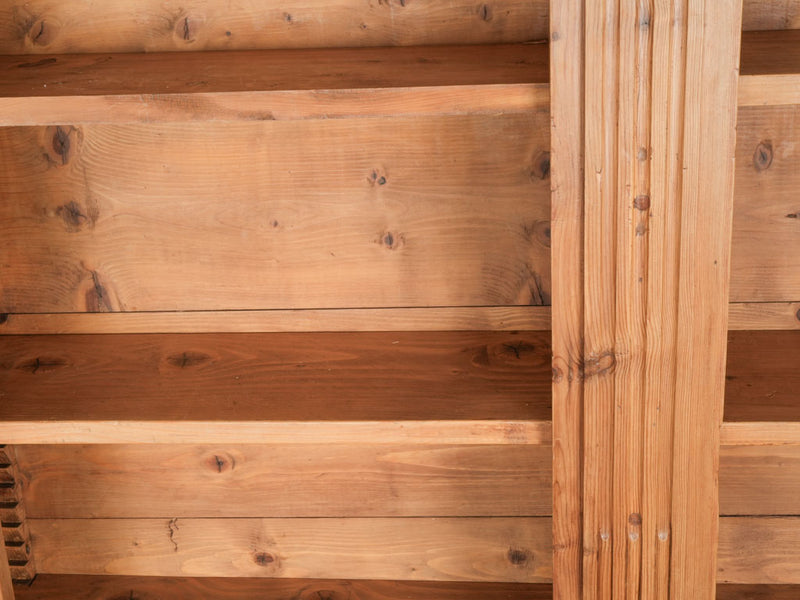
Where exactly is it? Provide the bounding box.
[739,75,800,107]
[740,31,800,77]
[29,517,551,582]
[0,420,553,446]
[12,575,553,600]
[717,585,800,599]
[0,1,549,54]
[15,443,552,518]
[720,422,800,446]
[0,307,552,335]
[728,303,800,330]
[720,444,800,515]
[0,332,551,423]
[0,541,12,600]
[0,85,549,126]
[718,518,800,584]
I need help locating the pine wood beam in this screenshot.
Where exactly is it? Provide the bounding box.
[551,1,743,598]
[0,541,13,600]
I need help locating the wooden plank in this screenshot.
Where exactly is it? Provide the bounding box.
[738,31,800,107]
[14,443,551,518]
[720,422,800,446]
[717,585,800,599]
[551,0,743,597]
[0,114,550,313]
[743,2,800,30]
[28,517,551,582]
[0,307,552,335]
[732,105,800,302]
[0,541,12,600]
[0,1,550,54]
[13,575,553,600]
[549,0,584,596]
[0,420,553,447]
[0,45,549,125]
[0,332,550,423]
[725,331,800,422]
[720,445,800,515]
[728,303,800,330]
[718,518,800,584]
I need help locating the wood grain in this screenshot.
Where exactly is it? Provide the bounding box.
[14,443,551,518]
[733,105,800,302]
[0,332,551,422]
[0,45,549,125]
[28,517,551,582]
[717,585,800,599]
[12,575,553,600]
[725,331,800,422]
[0,542,12,600]
[0,307,552,335]
[0,421,553,446]
[740,30,800,77]
[718,518,800,584]
[0,1,549,54]
[728,303,800,330]
[720,445,800,515]
[720,422,800,446]
[0,114,550,313]
[743,2,800,30]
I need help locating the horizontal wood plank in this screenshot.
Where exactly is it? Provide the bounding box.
[0,332,551,422]
[728,303,800,330]
[14,444,552,518]
[29,517,551,582]
[720,422,800,446]
[717,585,800,599]
[0,1,550,54]
[0,114,550,313]
[743,2,800,30]
[13,575,553,600]
[718,518,800,584]
[0,307,551,334]
[725,331,800,422]
[720,445,800,515]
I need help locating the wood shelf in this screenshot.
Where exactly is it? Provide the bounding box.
[0,43,549,124]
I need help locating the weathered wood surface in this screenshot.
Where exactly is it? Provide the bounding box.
[29,517,551,582]
[718,518,800,584]
[725,331,800,422]
[720,422,800,446]
[13,442,800,519]
[0,114,550,313]
[0,307,552,335]
[551,1,743,598]
[728,302,800,330]
[0,45,549,125]
[12,575,553,600]
[0,542,12,600]
[0,0,550,54]
[718,585,800,599]
[743,2,800,30]
[0,447,34,587]
[14,443,552,518]
[0,332,551,422]
[733,105,800,302]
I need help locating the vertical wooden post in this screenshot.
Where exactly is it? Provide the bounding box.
[551,1,743,598]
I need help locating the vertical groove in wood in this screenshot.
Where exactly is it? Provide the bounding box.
[551,1,742,598]
[550,0,585,598]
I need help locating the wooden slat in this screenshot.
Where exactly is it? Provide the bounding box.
[0,332,550,423]
[728,303,800,330]
[733,105,800,302]
[0,421,553,447]
[720,422,800,446]
[743,2,800,31]
[739,30,800,107]
[13,575,553,600]
[718,518,800,584]
[0,45,549,125]
[0,307,552,335]
[720,445,800,515]
[0,114,550,313]
[551,1,743,598]
[28,517,551,582]
[717,585,800,599]
[0,1,549,54]
[0,541,12,600]
[14,443,552,518]
[725,331,800,422]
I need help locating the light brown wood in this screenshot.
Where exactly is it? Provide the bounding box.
[720,445,800,515]
[14,444,551,518]
[0,45,549,125]
[725,331,800,422]
[718,518,800,584]
[29,517,551,582]
[0,447,34,586]
[0,332,551,423]
[12,575,553,600]
[728,303,800,330]
[720,422,800,446]
[0,420,552,446]
[738,31,800,107]
[0,114,550,313]
[549,0,584,596]
[550,1,743,597]
[743,2,800,30]
[0,541,13,600]
[0,1,550,54]
[0,307,552,334]
[733,105,800,302]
